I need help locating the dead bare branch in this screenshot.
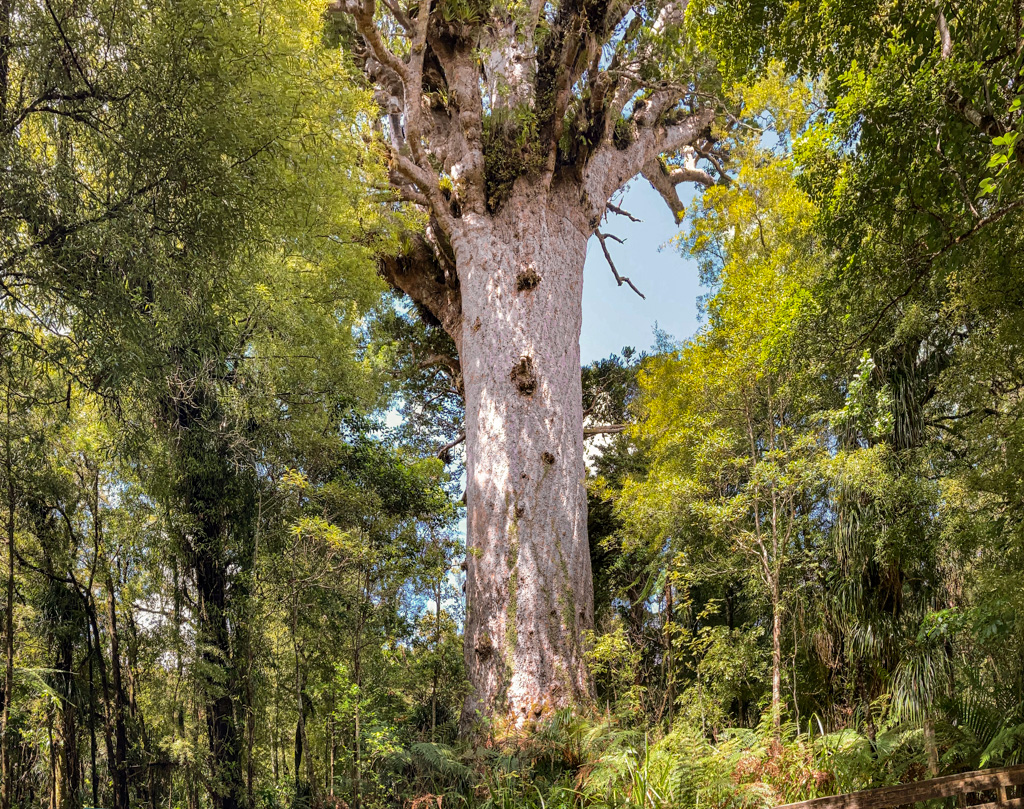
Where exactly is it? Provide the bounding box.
[583,424,626,437]
[607,201,641,222]
[436,431,466,462]
[595,230,645,299]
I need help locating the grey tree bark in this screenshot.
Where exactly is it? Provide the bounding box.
[458,186,593,725]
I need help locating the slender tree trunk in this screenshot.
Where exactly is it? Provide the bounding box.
[195,547,244,809]
[665,583,674,724]
[352,642,361,809]
[924,717,939,777]
[272,694,279,784]
[272,693,279,784]
[457,186,594,731]
[293,721,301,795]
[47,712,55,809]
[292,595,303,797]
[792,617,800,733]
[771,580,783,739]
[354,695,361,809]
[245,677,255,808]
[304,722,317,800]
[292,600,319,804]
[94,470,129,809]
[54,639,81,809]
[1,388,14,809]
[106,573,130,809]
[431,576,441,741]
[293,720,302,796]
[189,702,202,809]
[123,604,158,809]
[328,715,334,797]
[89,653,98,809]
[81,597,117,807]
[0,0,11,121]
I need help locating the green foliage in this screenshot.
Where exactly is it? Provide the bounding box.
[979,83,1023,198]
[482,105,545,212]
[435,0,493,32]
[586,55,1024,789]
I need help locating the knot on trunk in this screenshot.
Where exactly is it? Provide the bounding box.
[515,267,541,292]
[510,356,536,396]
[542,451,555,465]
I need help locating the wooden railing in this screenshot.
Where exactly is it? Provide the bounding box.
[776,764,1024,809]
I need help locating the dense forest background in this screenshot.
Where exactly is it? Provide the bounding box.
[2,0,1024,808]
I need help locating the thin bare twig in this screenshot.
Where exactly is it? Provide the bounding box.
[583,424,626,437]
[436,431,466,461]
[607,202,641,222]
[595,230,645,299]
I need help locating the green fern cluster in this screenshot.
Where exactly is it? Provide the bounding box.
[482,105,546,212]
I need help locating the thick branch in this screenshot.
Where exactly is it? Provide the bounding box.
[389,169,432,207]
[641,147,715,224]
[659,112,717,157]
[344,0,409,83]
[343,0,463,231]
[401,0,433,163]
[594,1,689,143]
[936,2,953,60]
[446,54,487,213]
[535,0,633,173]
[934,1,1005,137]
[419,351,463,383]
[380,0,413,32]
[380,232,463,348]
[586,105,715,217]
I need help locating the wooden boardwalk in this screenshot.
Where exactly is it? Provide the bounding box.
[777,764,1024,809]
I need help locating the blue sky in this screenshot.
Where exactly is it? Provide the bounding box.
[580,179,705,363]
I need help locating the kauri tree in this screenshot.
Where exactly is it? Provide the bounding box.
[328,0,724,728]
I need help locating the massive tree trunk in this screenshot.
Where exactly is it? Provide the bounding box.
[458,186,593,727]
[339,0,720,731]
